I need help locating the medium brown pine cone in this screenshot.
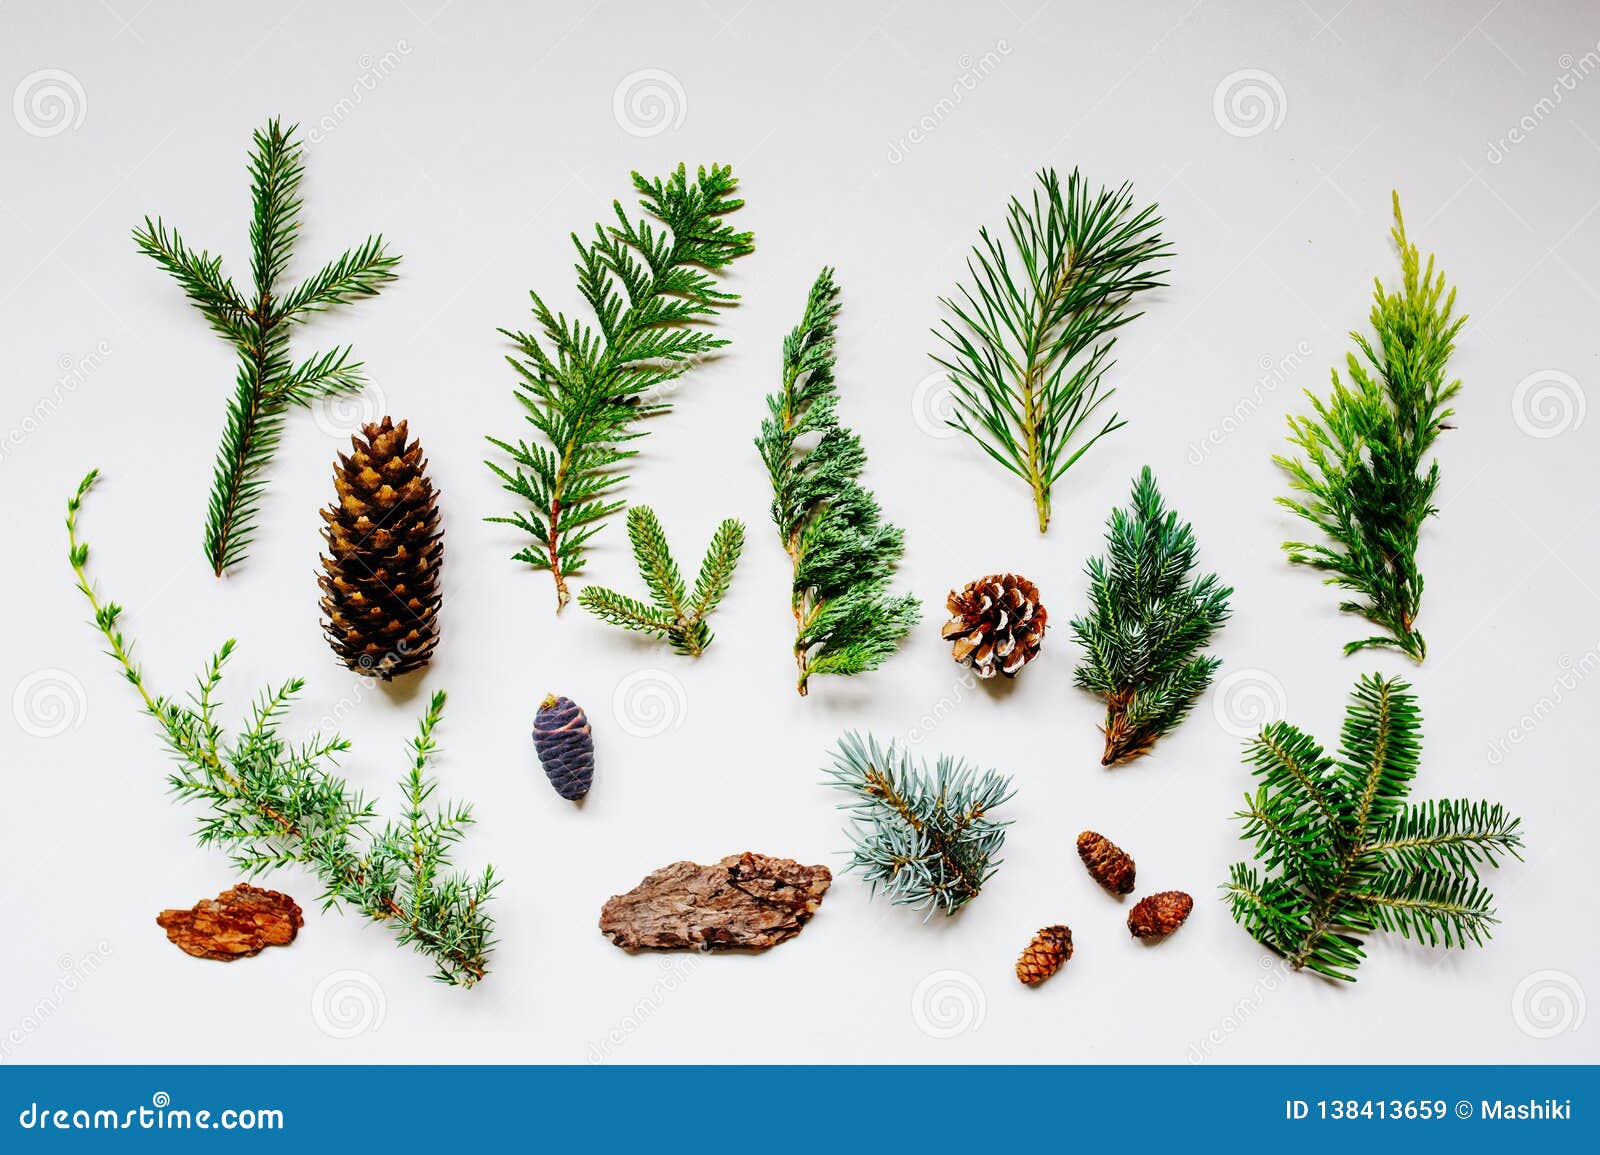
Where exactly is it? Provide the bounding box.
[1128,890,1194,938]
[1015,924,1073,985]
[318,417,443,679]
[1077,830,1136,895]
[941,573,1046,678]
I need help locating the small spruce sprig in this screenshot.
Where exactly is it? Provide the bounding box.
[486,164,754,612]
[933,167,1170,532]
[756,268,920,696]
[1071,467,1231,765]
[134,117,399,576]
[1226,674,1522,982]
[577,505,744,656]
[1276,193,1464,661]
[68,471,496,986]
[824,732,1014,917]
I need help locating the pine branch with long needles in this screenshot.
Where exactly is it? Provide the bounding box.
[1225,674,1521,982]
[1275,193,1464,660]
[577,505,744,656]
[1071,467,1232,765]
[824,732,1014,917]
[134,117,399,576]
[486,164,754,612]
[67,472,496,986]
[756,268,920,696]
[932,167,1170,532]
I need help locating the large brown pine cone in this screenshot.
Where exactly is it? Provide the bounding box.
[1128,890,1194,939]
[1077,830,1136,895]
[1015,924,1073,985]
[941,573,1046,678]
[318,417,442,679]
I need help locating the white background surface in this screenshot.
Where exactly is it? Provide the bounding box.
[2,0,1597,1064]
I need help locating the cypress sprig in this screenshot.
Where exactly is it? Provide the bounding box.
[1226,674,1522,982]
[1275,194,1464,660]
[932,167,1170,532]
[486,164,754,612]
[756,268,919,696]
[134,117,399,576]
[67,471,497,987]
[577,505,744,656]
[1071,467,1231,765]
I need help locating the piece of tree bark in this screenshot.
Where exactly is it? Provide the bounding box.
[156,884,304,961]
[600,852,831,952]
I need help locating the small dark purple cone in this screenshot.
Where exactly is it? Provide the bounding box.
[534,694,594,801]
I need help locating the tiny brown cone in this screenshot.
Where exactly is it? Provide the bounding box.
[318,417,442,679]
[1015,924,1073,985]
[941,573,1046,678]
[1077,830,1136,895]
[1128,890,1194,939]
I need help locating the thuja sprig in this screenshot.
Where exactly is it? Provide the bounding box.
[756,268,919,696]
[577,505,744,656]
[1275,194,1464,660]
[932,167,1170,532]
[1071,467,1232,765]
[67,471,496,986]
[824,733,1015,917]
[134,117,399,576]
[486,164,754,612]
[1225,674,1522,982]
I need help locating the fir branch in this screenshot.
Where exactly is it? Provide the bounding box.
[486,164,754,611]
[932,168,1170,532]
[1070,467,1231,765]
[67,471,495,986]
[756,268,920,696]
[823,732,1014,917]
[576,505,744,656]
[134,117,399,577]
[1225,674,1522,982]
[1275,193,1464,660]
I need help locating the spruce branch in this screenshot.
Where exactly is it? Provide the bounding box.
[1225,674,1522,982]
[756,268,920,696]
[1070,467,1231,765]
[134,118,399,576]
[823,732,1014,917]
[486,164,754,612]
[932,167,1170,532]
[577,505,744,656]
[1275,194,1464,660]
[67,471,495,987]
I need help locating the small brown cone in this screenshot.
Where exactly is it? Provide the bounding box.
[1077,830,1136,895]
[318,417,442,679]
[1128,891,1194,939]
[941,573,1046,678]
[1015,924,1073,985]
